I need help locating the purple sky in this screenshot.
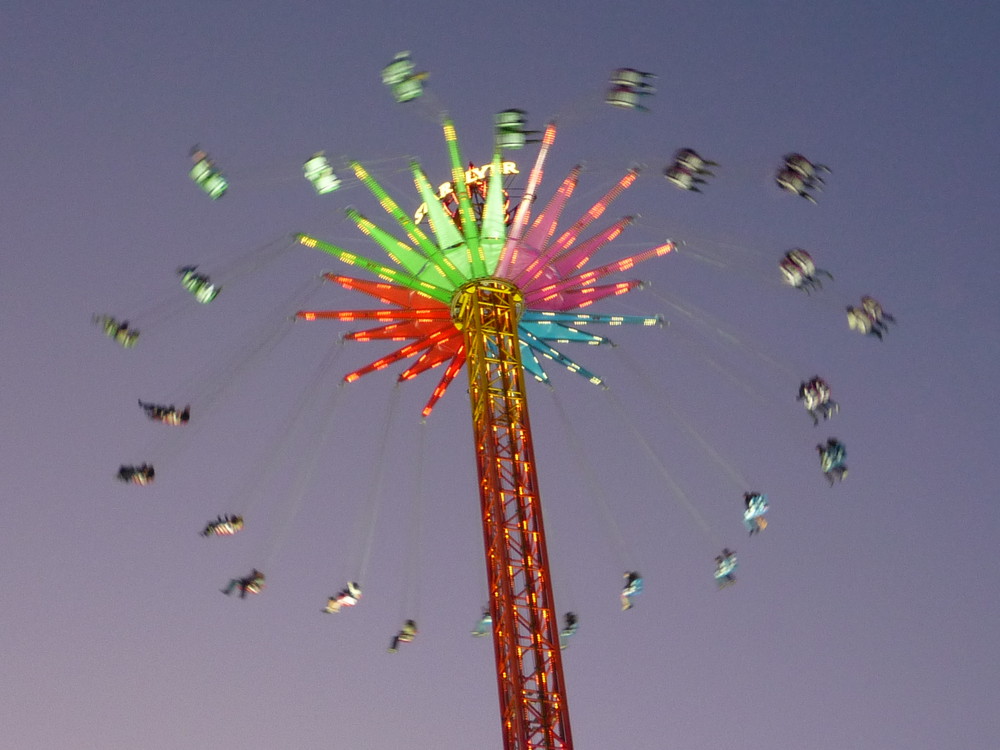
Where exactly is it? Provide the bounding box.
[3,2,998,748]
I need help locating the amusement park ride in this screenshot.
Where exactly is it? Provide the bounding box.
[295,112,670,749]
[93,51,884,749]
[141,58,861,749]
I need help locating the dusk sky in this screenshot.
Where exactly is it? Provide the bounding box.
[2,2,998,748]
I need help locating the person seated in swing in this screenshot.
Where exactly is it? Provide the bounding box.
[221,569,265,598]
[201,514,244,537]
[189,148,228,199]
[860,295,895,334]
[559,612,579,649]
[743,492,769,535]
[714,549,737,587]
[117,463,154,485]
[847,305,882,339]
[95,315,139,347]
[817,438,848,485]
[167,405,191,425]
[471,607,492,637]
[388,619,418,652]
[178,266,221,303]
[323,582,362,613]
[139,399,190,425]
[797,377,838,425]
[621,571,644,610]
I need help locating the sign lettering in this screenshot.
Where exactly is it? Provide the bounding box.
[414,161,518,223]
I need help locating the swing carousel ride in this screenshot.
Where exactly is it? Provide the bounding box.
[97,56,891,750]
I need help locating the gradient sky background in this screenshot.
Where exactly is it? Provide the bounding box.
[3,2,998,748]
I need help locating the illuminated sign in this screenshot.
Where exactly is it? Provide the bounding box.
[414,161,518,223]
